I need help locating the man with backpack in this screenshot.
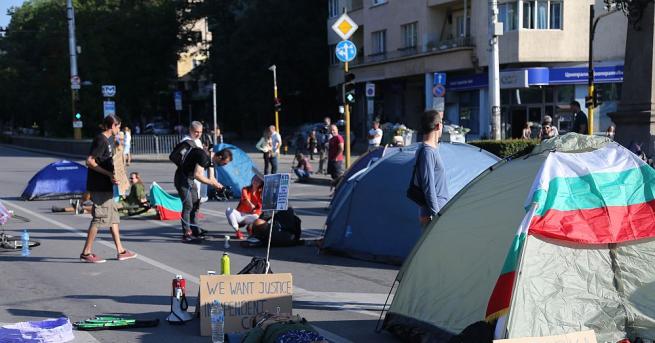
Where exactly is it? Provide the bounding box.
[170,122,234,242]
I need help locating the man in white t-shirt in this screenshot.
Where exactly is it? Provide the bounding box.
[367,120,383,151]
[269,125,282,174]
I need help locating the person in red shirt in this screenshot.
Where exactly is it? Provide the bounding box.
[327,124,344,183]
[225,175,263,239]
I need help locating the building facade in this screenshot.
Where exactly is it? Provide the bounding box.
[327,0,627,139]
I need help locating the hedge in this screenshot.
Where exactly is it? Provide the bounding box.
[468,139,539,159]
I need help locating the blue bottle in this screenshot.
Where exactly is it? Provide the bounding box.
[21,230,30,257]
[210,299,224,343]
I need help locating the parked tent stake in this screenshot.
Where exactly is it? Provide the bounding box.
[265,210,276,274]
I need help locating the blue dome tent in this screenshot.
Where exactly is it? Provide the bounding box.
[21,160,88,200]
[322,142,500,264]
[213,143,259,198]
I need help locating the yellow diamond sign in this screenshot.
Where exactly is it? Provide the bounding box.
[331,13,358,40]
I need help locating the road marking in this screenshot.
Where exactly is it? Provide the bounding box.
[3,200,384,342]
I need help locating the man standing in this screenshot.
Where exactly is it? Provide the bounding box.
[80,114,136,263]
[269,125,282,174]
[318,117,332,174]
[414,109,449,227]
[327,124,344,185]
[176,146,233,242]
[571,101,588,134]
[367,119,383,151]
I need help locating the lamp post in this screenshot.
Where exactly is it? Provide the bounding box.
[268,65,280,133]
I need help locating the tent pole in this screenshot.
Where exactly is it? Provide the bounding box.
[375,279,398,333]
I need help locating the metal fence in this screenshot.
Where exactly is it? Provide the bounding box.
[131,134,183,160]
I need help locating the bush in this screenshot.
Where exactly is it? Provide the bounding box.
[468,139,538,159]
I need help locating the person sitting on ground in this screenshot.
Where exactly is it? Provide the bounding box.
[225,175,263,240]
[293,152,313,182]
[52,192,93,214]
[118,172,149,215]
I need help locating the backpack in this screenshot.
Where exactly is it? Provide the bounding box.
[238,256,272,274]
[253,208,302,247]
[169,140,194,167]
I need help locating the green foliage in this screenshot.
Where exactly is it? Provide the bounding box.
[468,139,539,159]
[0,0,193,137]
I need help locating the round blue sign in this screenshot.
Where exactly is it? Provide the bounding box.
[335,40,357,63]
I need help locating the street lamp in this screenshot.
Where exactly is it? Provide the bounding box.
[268,65,280,133]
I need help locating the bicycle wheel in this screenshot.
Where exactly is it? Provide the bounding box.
[0,238,41,250]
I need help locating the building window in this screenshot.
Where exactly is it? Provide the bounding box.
[328,0,339,18]
[371,30,386,54]
[401,22,418,49]
[498,2,518,31]
[522,0,563,30]
[372,0,387,5]
[455,15,471,37]
[328,44,339,65]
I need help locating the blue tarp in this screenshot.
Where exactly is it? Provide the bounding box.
[213,143,259,198]
[323,143,500,264]
[21,160,88,200]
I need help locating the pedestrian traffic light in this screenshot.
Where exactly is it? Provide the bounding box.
[75,112,81,120]
[273,97,282,112]
[593,88,604,108]
[585,95,594,109]
[344,72,356,105]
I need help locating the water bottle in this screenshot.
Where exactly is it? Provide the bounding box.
[210,299,224,343]
[113,184,121,203]
[21,230,30,257]
[221,252,230,275]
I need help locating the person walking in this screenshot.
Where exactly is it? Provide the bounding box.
[367,119,383,151]
[413,109,449,228]
[307,130,318,160]
[256,128,274,174]
[571,101,588,134]
[175,146,233,242]
[327,124,344,186]
[80,114,137,263]
[269,125,281,174]
[225,175,263,240]
[123,126,132,166]
[318,117,332,174]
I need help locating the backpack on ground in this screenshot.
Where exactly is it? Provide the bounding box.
[169,140,194,167]
[238,256,272,274]
[252,208,302,247]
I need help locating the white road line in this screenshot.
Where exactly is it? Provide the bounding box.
[3,201,384,342]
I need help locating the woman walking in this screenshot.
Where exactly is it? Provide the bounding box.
[123,127,132,166]
[256,128,274,174]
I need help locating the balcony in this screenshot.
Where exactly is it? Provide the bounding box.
[352,36,474,66]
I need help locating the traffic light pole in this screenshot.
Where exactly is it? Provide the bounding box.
[344,62,351,168]
[588,4,595,136]
[269,65,280,133]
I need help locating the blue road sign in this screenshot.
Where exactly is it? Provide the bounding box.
[335,40,357,63]
[432,72,447,97]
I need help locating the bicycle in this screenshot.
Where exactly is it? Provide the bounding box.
[0,212,40,250]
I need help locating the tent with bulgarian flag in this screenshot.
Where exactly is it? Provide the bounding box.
[384,133,655,342]
[148,182,182,220]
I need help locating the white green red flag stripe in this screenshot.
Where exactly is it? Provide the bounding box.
[486,144,655,321]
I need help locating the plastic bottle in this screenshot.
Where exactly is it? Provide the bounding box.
[113,184,121,203]
[221,252,230,275]
[21,230,30,257]
[210,299,224,343]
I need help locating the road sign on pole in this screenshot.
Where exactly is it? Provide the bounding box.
[103,100,115,117]
[101,85,116,97]
[174,91,183,112]
[365,83,375,98]
[335,40,357,63]
[331,13,358,40]
[70,75,81,90]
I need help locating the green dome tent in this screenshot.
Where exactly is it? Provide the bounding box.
[383,134,655,342]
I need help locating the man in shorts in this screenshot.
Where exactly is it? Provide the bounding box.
[80,114,137,263]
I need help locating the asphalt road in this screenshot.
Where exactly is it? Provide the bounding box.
[0,145,400,343]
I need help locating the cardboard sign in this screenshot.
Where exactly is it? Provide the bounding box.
[494,330,597,343]
[262,173,289,211]
[199,273,293,336]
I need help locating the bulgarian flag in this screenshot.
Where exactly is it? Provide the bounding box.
[149,182,183,220]
[486,143,655,322]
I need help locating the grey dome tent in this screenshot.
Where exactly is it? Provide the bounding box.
[322,142,499,264]
[383,134,655,342]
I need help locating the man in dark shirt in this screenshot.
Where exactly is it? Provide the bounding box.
[175,147,233,242]
[414,109,449,227]
[571,101,588,134]
[81,114,137,263]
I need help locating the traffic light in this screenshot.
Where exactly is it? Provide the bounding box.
[585,95,594,109]
[75,112,82,120]
[273,97,282,112]
[593,88,603,108]
[344,72,356,105]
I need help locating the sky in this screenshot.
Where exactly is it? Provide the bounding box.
[1,0,25,28]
